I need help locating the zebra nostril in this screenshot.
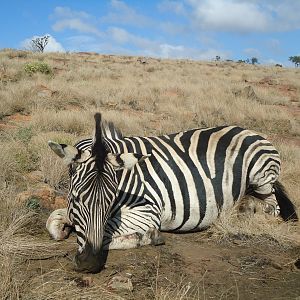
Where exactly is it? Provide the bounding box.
[74,242,103,273]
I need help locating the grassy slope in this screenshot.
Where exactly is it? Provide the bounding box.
[0,49,299,299]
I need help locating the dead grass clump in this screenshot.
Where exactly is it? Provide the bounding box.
[254,85,291,106]
[27,269,124,300]
[0,210,75,260]
[0,82,36,116]
[0,138,36,184]
[0,141,20,184]
[31,109,94,135]
[209,205,299,249]
[154,280,197,300]
[0,256,22,300]
[7,50,28,59]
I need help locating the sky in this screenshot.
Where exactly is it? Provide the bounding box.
[1,0,300,66]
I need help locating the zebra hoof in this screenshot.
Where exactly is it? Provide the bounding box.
[263,204,280,217]
[46,208,73,240]
[147,228,165,246]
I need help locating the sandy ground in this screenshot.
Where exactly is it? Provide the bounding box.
[24,225,300,300]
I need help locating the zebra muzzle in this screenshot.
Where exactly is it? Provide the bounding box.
[74,242,105,273]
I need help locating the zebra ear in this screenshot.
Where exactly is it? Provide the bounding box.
[48,141,79,165]
[107,153,151,170]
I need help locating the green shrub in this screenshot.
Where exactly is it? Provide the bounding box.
[24,62,52,75]
[15,127,34,144]
[26,197,40,210]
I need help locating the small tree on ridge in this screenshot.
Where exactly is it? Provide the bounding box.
[30,35,50,53]
[251,57,258,65]
[289,56,300,67]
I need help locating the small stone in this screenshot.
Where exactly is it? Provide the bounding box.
[74,276,93,287]
[107,275,133,292]
[16,183,61,210]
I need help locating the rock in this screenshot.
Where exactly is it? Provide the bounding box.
[16,183,67,210]
[64,276,94,288]
[54,196,68,209]
[74,276,93,287]
[107,275,133,292]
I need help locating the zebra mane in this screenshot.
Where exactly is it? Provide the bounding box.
[74,117,123,154]
[101,120,123,140]
[92,113,107,171]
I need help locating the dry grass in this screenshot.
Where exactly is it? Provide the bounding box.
[0,49,299,299]
[210,204,300,249]
[0,210,76,260]
[25,270,125,300]
[0,256,22,300]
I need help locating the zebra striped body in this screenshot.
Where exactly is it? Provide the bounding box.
[47,114,297,272]
[74,125,280,237]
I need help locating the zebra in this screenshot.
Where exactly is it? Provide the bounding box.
[47,113,298,273]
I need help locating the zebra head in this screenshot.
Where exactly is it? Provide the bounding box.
[48,113,149,272]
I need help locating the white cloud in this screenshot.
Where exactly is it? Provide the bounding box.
[100,0,153,27]
[159,44,185,58]
[52,6,90,19]
[264,1,300,31]
[108,27,158,50]
[45,36,65,52]
[187,0,270,33]
[53,19,102,36]
[52,6,102,37]
[153,44,229,60]
[184,0,300,33]
[158,1,187,15]
[21,35,65,52]
[108,27,130,44]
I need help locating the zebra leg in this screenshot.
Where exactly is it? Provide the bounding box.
[46,208,73,240]
[103,228,165,250]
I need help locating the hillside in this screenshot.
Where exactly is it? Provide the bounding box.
[0,49,299,299]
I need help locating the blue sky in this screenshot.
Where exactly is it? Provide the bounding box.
[1,0,300,65]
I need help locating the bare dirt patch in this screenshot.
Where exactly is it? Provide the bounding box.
[21,230,300,300]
